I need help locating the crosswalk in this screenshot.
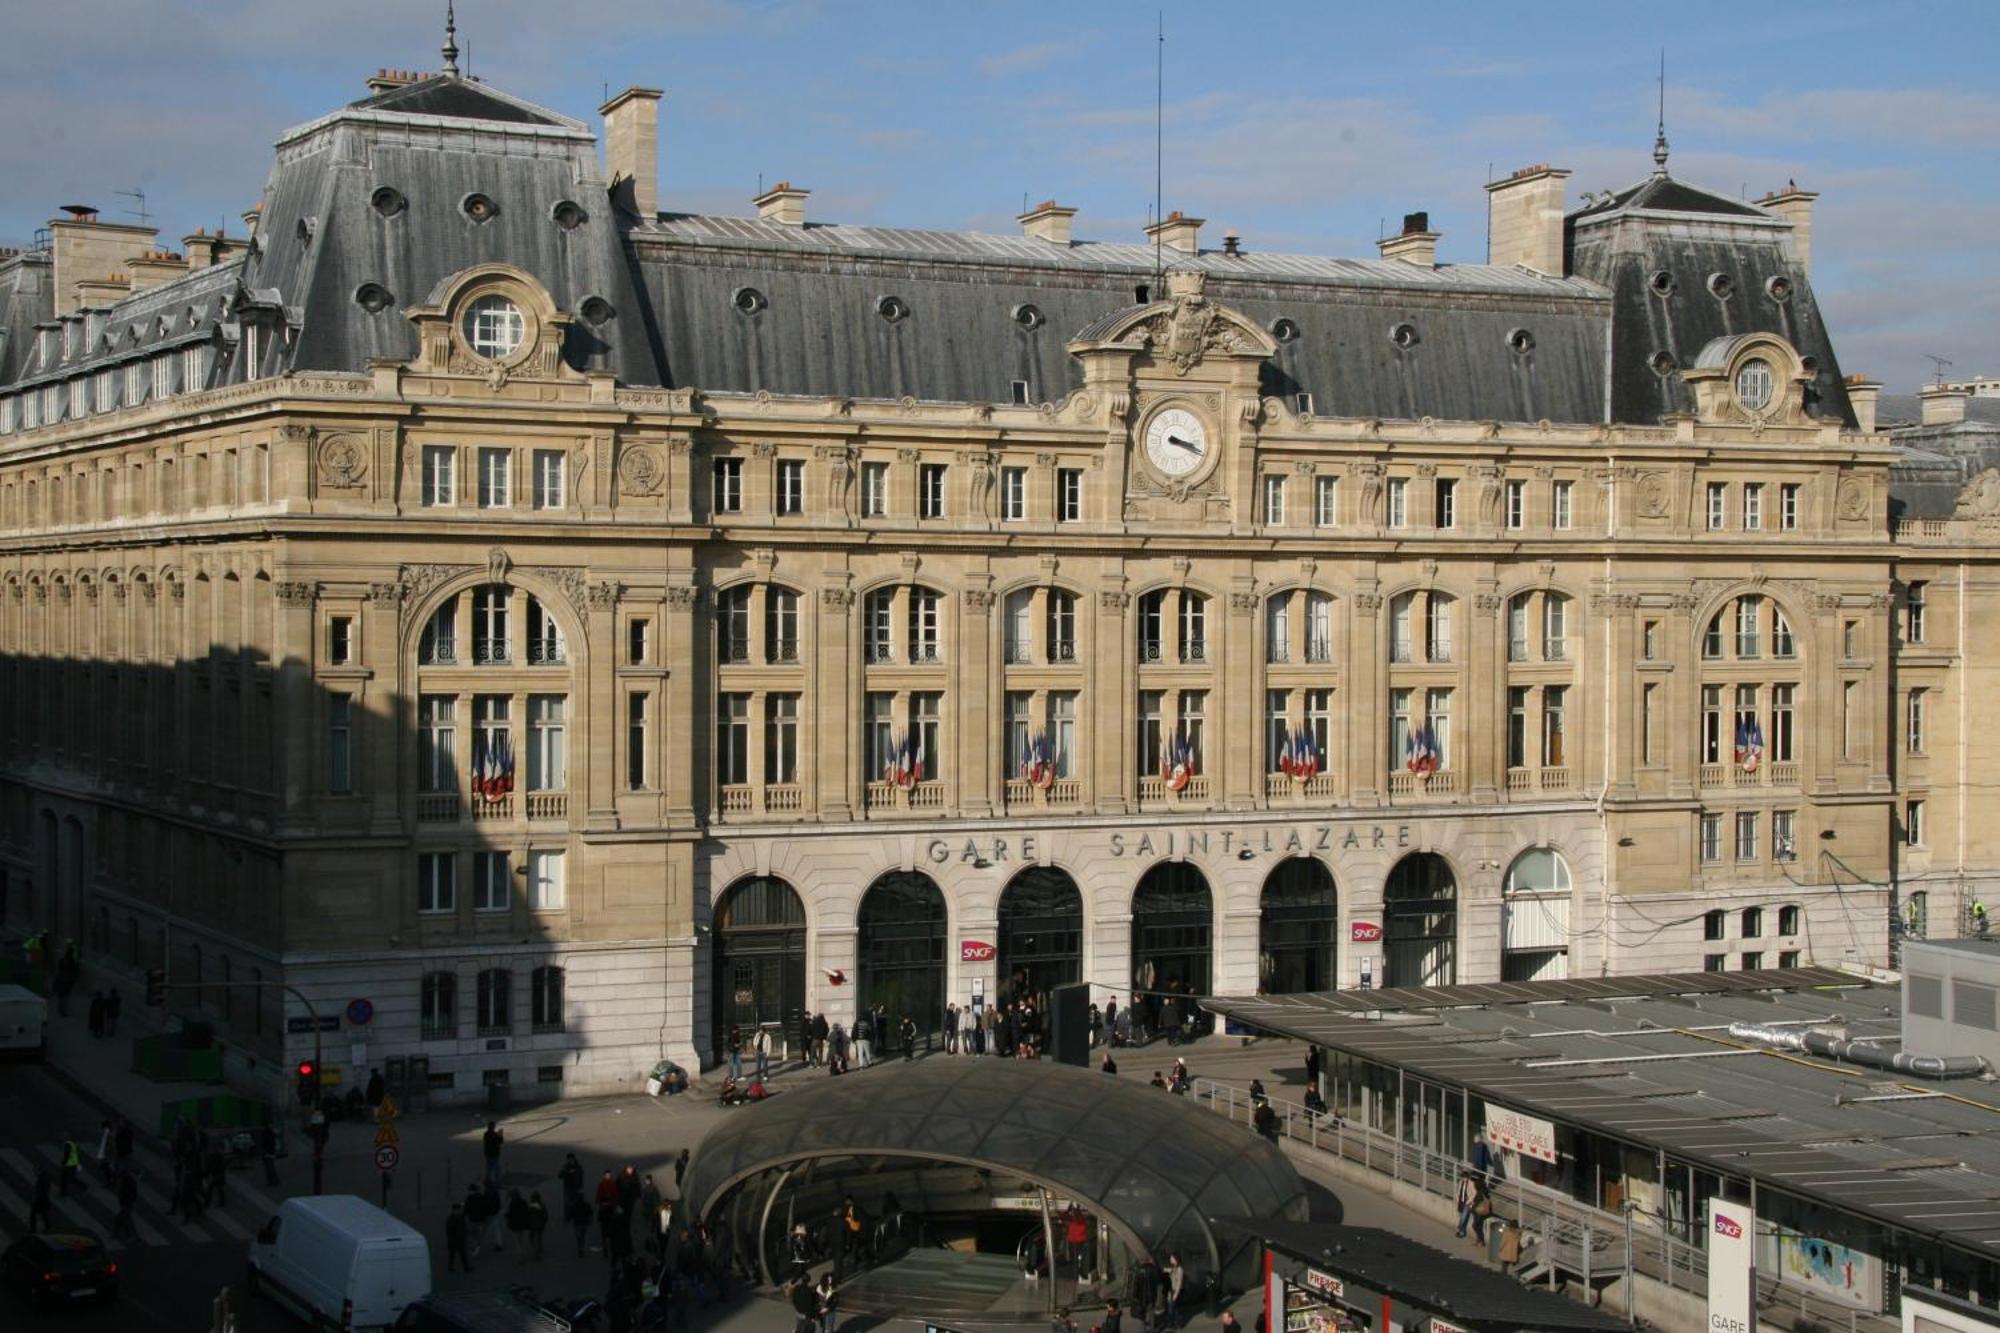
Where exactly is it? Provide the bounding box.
[0,1137,288,1253]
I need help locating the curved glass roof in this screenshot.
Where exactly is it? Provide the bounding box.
[683,1059,1306,1272]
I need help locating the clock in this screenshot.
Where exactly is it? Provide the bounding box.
[1143,407,1210,479]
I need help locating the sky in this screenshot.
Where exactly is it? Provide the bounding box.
[1,0,1993,392]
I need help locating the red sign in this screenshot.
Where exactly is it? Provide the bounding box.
[960,940,996,963]
[1714,1214,1743,1240]
[1349,921,1383,943]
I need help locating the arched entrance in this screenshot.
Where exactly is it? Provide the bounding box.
[1501,848,1572,982]
[1383,853,1457,988]
[997,867,1083,1010]
[711,876,807,1063]
[858,871,947,1048]
[1131,863,1212,1039]
[1260,858,1337,994]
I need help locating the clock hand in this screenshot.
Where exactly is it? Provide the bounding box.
[1166,434,1199,450]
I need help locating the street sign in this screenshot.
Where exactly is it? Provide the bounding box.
[374,1121,399,1148]
[345,998,374,1027]
[376,1092,399,1122]
[374,1144,400,1172]
[287,1015,341,1035]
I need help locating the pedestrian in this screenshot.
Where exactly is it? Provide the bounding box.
[566,1188,593,1256]
[559,1151,584,1200]
[113,1167,137,1241]
[464,1184,487,1257]
[1130,1261,1157,1328]
[815,1270,839,1333]
[27,1167,53,1232]
[365,1067,386,1108]
[1219,1312,1243,1333]
[95,1119,113,1184]
[617,1164,641,1250]
[798,1010,815,1066]
[830,1021,849,1068]
[754,1024,771,1079]
[711,1221,735,1300]
[104,987,121,1037]
[1455,1171,1481,1240]
[446,1202,473,1272]
[507,1187,532,1258]
[899,1014,917,1060]
[853,1013,873,1067]
[943,1002,959,1055]
[1469,1129,1495,1187]
[1101,1299,1123,1333]
[640,1175,662,1255]
[789,1277,817,1333]
[59,1137,81,1195]
[88,990,105,1039]
[674,1148,690,1194]
[482,1119,505,1187]
[788,1223,811,1284]
[256,1123,279,1186]
[1164,1253,1186,1329]
[811,1011,830,1066]
[597,1196,621,1264]
[205,1140,226,1209]
[1101,1052,1118,1076]
[728,1025,744,1081]
[481,1180,505,1255]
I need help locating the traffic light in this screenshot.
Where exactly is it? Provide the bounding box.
[296,1060,319,1105]
[144,969,165,1007]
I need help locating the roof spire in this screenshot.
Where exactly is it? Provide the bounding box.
[442,0,460,77]
[1651,49,1670,177]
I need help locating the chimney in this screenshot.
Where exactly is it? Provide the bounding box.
[1377,211,1439,267]
[183,226,221,270]
[1843,374,1881,433]
[600,86,664,219]
[1920,384,1970,426]
[366,67,422,94]
[48,206,159,316]
[1761,183,1818,275]
[753,181,810,226]
[1143,210,1203,255]
[1484,163,1571,275]
[73,275,132,307]
[1220,230,1242,258]
[1017,200,1076,245]
[127,249,189,293]
[241,203,262,242]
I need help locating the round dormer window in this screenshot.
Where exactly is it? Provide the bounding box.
[1735,358,1775,412]
[462,294,525,360]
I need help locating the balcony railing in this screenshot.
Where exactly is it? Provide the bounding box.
[864,643,893,664]
[909,780,944,808]
[1701,760,1800,789]
[718,637,751,664]
[1139,773,1209,803]
[473,639,510,665]
[1545,639,1567,662]
[420,636,457,665]
[765,784,802,813]
[719,784,752,815]
[865,779,945,813]
[911,645,943,665]
[1005,643,1032,665]
[527,638,566,665]
[1265,772,1336,799]
[1181,640,1207,664]
[1139,640,1165,664]
[1007,777,1083,810]
[1049,641,1077,663]
[470,793,512,820]
[1268,646,1291,665]
[1387,768,1459,795]
[1896,518,1949,540]
[1305,642,1332,664]
[770,641,800,664]
[416,793,460,822]
[525,791,567,820]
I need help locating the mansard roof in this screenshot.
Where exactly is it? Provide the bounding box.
[1571,172,1776,224]
[345,74,574,128]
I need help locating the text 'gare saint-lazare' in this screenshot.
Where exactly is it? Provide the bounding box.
[928,824,1420,866]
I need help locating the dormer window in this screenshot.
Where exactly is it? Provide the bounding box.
[462,295,524,360]
[1735,359,1774,412]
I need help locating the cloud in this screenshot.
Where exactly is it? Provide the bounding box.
[977,41,1069,78]
[1673,84,2000,151]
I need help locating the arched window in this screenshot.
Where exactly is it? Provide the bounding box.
[420,599,456,663]
[420,971,457,1039]
[1504,847,1571,895]
[765,587,800,663]
[530,965,565,1033]
[1501,846,1571,982]
[1383,853,1456,987]
[1266,596,1291,664]
[476,968,512,1035]
[472,585,510,664]
[908,587,943,663]
[863,588,895,663]
[1305,592,1334,663]
[857,872,947,1045]
[1131,863,1213,1033]
[712,875,807,1061]
[1005,589,1035,664]
[716,586,751,663]
[1390,592,1454,664]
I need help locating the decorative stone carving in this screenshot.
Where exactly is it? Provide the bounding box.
[819,587,853,610]
[963,588,995,613]
[109,582,127,605]
[1171,556,1192,578]
[1533,465,1555,480]
[665,436,693,457]
[167,581,185,602]
[139,582,158,604]
[1356,463,1385,525]
[1421,560,1440,581]
[317,433,369,488]
[587,580,624,610]
[1294,459,1317,475]
[1837,477,1869,522]
[80,582,99,604]
[524,565,587,616]
[1099,590,1130,611]
[967,451,998,520]
[1954,468,2000,519]
[1228,591,1259,614]
[274,581,317,608]
[366,581,402,607]
[1354,593,1382,612]
[751,442,778,458]
[53,582,71,604]
[1868,592,1893,610]
[1812,592,1844,611]
[1475,467,1503,527]
[1474,593,1503,611]
[617,445,663,496]
[1128,270,1250,375]
[819,445,854,516]
[1036,453,1058,468]
[1638,471,1671,518]
[1414,463,1438,478]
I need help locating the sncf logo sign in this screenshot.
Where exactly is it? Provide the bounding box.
[1713,1213,1744,1240]
[1350,921,1383,943]
[960,940,995,963]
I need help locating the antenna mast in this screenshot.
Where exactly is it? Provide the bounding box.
[1925,354,1955,387]
[1154,11,1164,283]
[1651,50,1670,177]
[114,188,151,226]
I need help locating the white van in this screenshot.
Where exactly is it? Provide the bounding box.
[248,1195,430,1330]
[0,984,47,1057]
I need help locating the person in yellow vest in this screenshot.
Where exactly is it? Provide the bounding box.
[1974,899,1990,939]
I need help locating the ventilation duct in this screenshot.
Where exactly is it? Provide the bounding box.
[1726,1022,1988,1080]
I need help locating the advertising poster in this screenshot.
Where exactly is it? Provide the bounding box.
[1707,1199,1756,1333]
[1772,1228,1879,1313]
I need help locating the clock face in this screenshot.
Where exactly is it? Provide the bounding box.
[1144,408,1209,479]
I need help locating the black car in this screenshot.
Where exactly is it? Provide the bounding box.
[393,1289,574,1333]
[2,1232,118,1306]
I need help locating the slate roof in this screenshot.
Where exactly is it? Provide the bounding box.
[1207,973,2000,1262]
[346,75,571,127]
[0,251,52,385]
[1571,172,1772,222]
[10,258,245,388]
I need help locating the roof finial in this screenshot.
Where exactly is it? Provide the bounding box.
[1651,49,1670,177]
[442,0,460,77]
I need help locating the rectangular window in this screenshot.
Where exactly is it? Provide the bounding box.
[125,361,146,408]
[93,369,115,413]
[866,692,896,781]
[1137,690,1164,778]
[713,458,742,514]
[1906,799,1927,847]
[909,590,942,662]
[919,463,947,519]
[1426,687,1452,768]
[1049,691,1077,779]
[526,596,566,665]
[1704,954,1727,973]
[1543,596,1567,661]
[532,449,566,509]
[717,693,750,785]
[526,695,566,791]
[328,616,353,665]
[418,695,458,793]
[1552,480,1573,530]
[472,586,511,664]
[1908,688,1927,754]
[1773,811,1797,861]
[1843,620,1860,660]
[1907,581,1928,643]
[1771,684,1795,762]
[1742,906,1763,938]
[1505,479,1525,530]
[626,693,648,791]
[478,447,510,508]
[418,852,456,914]
[528,850,566,910]
[1778,950,1800,969]
[421,445,456,507]
[1736,811,1759,862]
[1541,685,1566,768]
[1176,691,1206,770]
[1314,475,1338,527]
[1008,691,1034,777]
[1048,593,1077,662]
[767,590,800,663]
[1057,468,1083,523]
[1001,467,1027,521]
[1305,689,1331,767]
[864,594,893,663]
[1386,478,1407,528]
[628,618,650,666]
[1706,482,1726,531]
[70,378,88,420]
[473,851,510,913]
[1507,597,1527,662]
[1842,681,1860,759]
[910,692,940,782]
[1779,482,1799,531]
[1641,683,1658,766]
[1742,482,1763,531]
[1704,909,1726,941]
[1263,475,1286,526]
[1266,690,1290,774]
[473,695,511,792]
[1736,597,1761,658]
[1390,687,1412,769]
[1700,814,1722,863]
[1507,686,1528,769]
[1740,952,1763,971]
[862,462,889,516]
[328,693,354,794]
[776,458,805,515]
[1778,904,1800,935]
[766,693,799,785]
[1434,478,1456,529]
